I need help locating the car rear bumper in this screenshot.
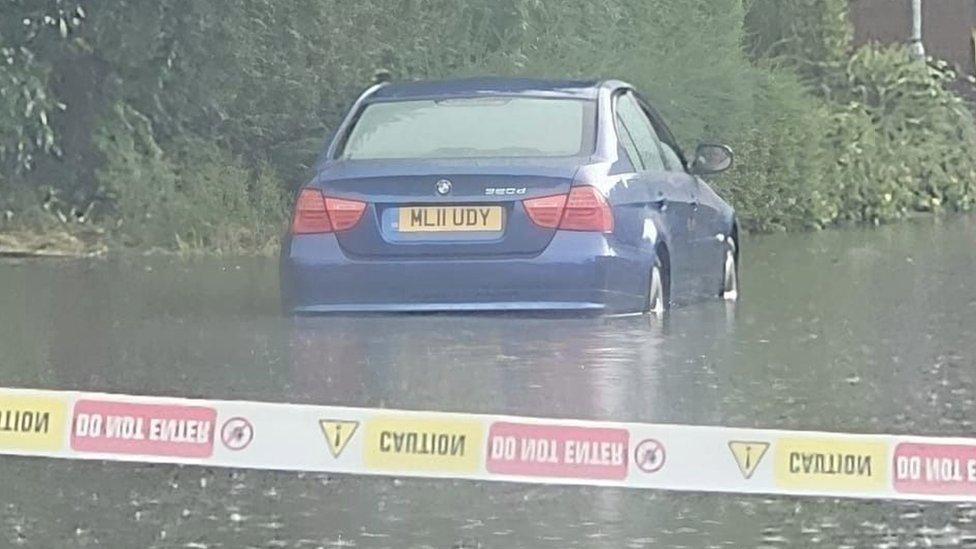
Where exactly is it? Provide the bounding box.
[279,231,652,314]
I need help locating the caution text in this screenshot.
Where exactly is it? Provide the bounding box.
[0,395,67,451]
[774,438,887,491]
[364,417,482,472]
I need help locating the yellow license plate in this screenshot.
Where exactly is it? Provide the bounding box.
[397,206,503,232]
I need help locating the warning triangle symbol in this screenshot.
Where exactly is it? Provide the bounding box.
[319,420,359,458]
[728,441,769,479]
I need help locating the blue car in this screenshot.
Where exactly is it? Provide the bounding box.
[280,78,738,314]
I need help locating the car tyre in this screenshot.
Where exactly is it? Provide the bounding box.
[722,238,738,301]
[646,256,669,315]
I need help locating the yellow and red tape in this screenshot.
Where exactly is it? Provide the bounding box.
[0,386,970,501]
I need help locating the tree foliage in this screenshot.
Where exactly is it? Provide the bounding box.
[1,0,974,249]
[744,0,851,83]
[0,0,86,172]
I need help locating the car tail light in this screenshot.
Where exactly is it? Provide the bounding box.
[559,186,613,232]
[523,186,613,233]
[324,197,366,231]
[291,189,366,234]
[523,194,568,228]
[291,189,331,234]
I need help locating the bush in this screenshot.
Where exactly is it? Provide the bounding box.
[719,71,840,232]
[95,103,287,253]
[827,46,976,221]
[0,52,60,174]
[0,1,83,174]
[741,1,976,229]
[726,45,976,230]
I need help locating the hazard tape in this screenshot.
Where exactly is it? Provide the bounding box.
[0,386,973,502]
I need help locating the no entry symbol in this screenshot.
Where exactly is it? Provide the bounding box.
[634,438,666,474]
[221,417,254,451]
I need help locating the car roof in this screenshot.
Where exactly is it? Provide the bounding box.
[367,77,623,101]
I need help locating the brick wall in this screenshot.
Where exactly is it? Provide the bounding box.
[849,0,976,76]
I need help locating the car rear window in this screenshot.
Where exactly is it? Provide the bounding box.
[339,97,592,160]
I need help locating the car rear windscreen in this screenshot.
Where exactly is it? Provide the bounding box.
[339,97,592,160]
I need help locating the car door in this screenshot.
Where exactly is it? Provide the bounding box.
[688,177,730,293]
[612,91,699,300]
[637,97,724,296]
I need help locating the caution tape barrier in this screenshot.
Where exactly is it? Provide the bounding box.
[0,386,972,502]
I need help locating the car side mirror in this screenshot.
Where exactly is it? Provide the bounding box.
[690,143,733,175]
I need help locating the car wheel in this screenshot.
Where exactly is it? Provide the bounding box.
[646,258,669,315]
[722,238,738,301]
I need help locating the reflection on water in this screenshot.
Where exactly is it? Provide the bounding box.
[2,215,976,547]
[286,313,676,419]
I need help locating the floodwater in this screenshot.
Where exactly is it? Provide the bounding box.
[2,215,976,548]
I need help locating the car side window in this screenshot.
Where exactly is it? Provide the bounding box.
[614,92,666,172]
[658,142,683,173]
[614,113,643,171]
[636,98,688,173]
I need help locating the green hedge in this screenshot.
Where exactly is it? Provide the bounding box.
[94,103,286,253]
[718,70,840,232]
[1,0,975,251]
[829,46,976,221]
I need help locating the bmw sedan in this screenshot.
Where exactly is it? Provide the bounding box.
[280,78,738,314]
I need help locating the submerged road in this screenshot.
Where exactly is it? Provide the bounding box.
[2,215,976,547]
